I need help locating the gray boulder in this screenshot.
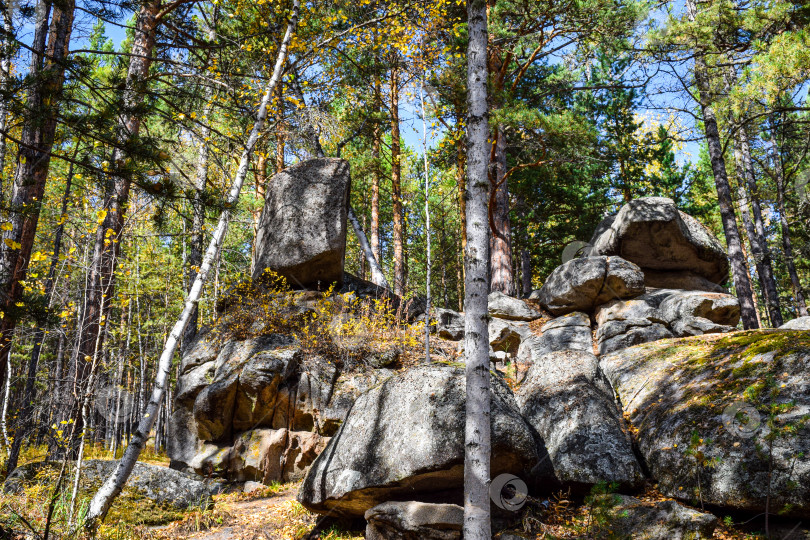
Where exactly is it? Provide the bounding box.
[781,316,810,330]
[596,494,717,540]
[534,256,645,316]
[5,460,222,510]
[435,308,464,340]
[600,332,810,517]
[488,291,542,321]
[594,291,674,355]
[298,365,549,517]
[595,296,667,327]
[670,316,735,337]
[365,501,462,540]
[594,289,738,354]
[252,158,350,287]
[516,350,643,487]
[589,197,729,284]
[596,320,673,355]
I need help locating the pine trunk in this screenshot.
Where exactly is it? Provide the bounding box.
[77,1,160,434]
[686,0,758,329]
[773,142,809,317]
[0,4,13,188]
[0,0,73,393]
[370,79,382,274]
[390,67,405,296]
[490,126,513,295]
[736,132,782,326]
[6,143,77,471]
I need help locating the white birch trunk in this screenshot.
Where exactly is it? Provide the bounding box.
[420,80,431,363]
[463,0,491,537]
[82,1,301,529]
[347,206,389,289]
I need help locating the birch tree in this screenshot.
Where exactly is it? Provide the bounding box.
[82,0,301,529]
[464,0,491,536]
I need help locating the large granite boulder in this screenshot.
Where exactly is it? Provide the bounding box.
[600,331,810,517]
[252,158,350,288]
[533,256,645,315]
[658,290,740,327]
[596,319,673,355]
[489,318,530,355]
[517,350,643,488]
[298,365,550,517]
[435,308,464,340]
[780,316,810,330]
[589,197,729,285]
[365,501,463,540]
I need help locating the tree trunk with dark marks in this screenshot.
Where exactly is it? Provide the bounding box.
[464,0,491,536]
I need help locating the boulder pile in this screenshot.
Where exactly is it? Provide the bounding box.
[165,172,810,538]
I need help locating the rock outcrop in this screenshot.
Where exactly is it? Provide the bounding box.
[252,158,351,288]
[298,365,550,517]
[176,179,793,536]
[168,283,401,477]
[601,331,810,517]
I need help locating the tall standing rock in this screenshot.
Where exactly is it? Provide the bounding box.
[252,158,351,288]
